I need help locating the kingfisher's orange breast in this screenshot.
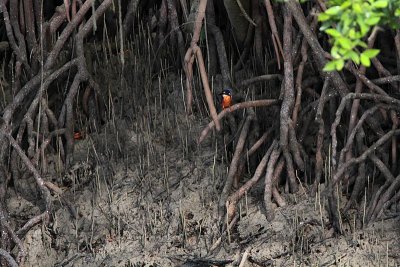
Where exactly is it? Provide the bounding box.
[221,94,232,109]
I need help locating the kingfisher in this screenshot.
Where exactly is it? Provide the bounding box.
[219,88,233,110]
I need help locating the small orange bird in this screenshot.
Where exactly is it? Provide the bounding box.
[219,88,233,110]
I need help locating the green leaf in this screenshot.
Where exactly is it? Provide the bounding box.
[357,16,369,35]
[357,41,368,48]
[331,47,341,59]
[323,61,337,72]
[365,16,381,25]
[319,21,332,31]
[348,29,356,39]
[325,6,341,15]
[348,28,362,39]
[360,53,371,66]
[340,1,351,9]
[353,3,362,13]
[337,37,353,50]
[341,12,352,33]
[325,28,342,37]
[318,13,330,21]
[362,49,380,58]
[346,50,360,64]
[337,47,349,57]
[336,59,345,70]
[395,8,400,17]
[372,0,388,8]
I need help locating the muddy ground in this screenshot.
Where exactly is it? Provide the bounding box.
[6,54,400,267]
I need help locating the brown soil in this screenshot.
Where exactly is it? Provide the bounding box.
[7,61,400,267]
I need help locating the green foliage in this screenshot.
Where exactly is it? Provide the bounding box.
[319,0,400,71]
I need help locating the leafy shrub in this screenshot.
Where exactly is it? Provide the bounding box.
[318,0,400,71]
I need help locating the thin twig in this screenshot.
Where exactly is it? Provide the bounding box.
[236,0,256,26]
